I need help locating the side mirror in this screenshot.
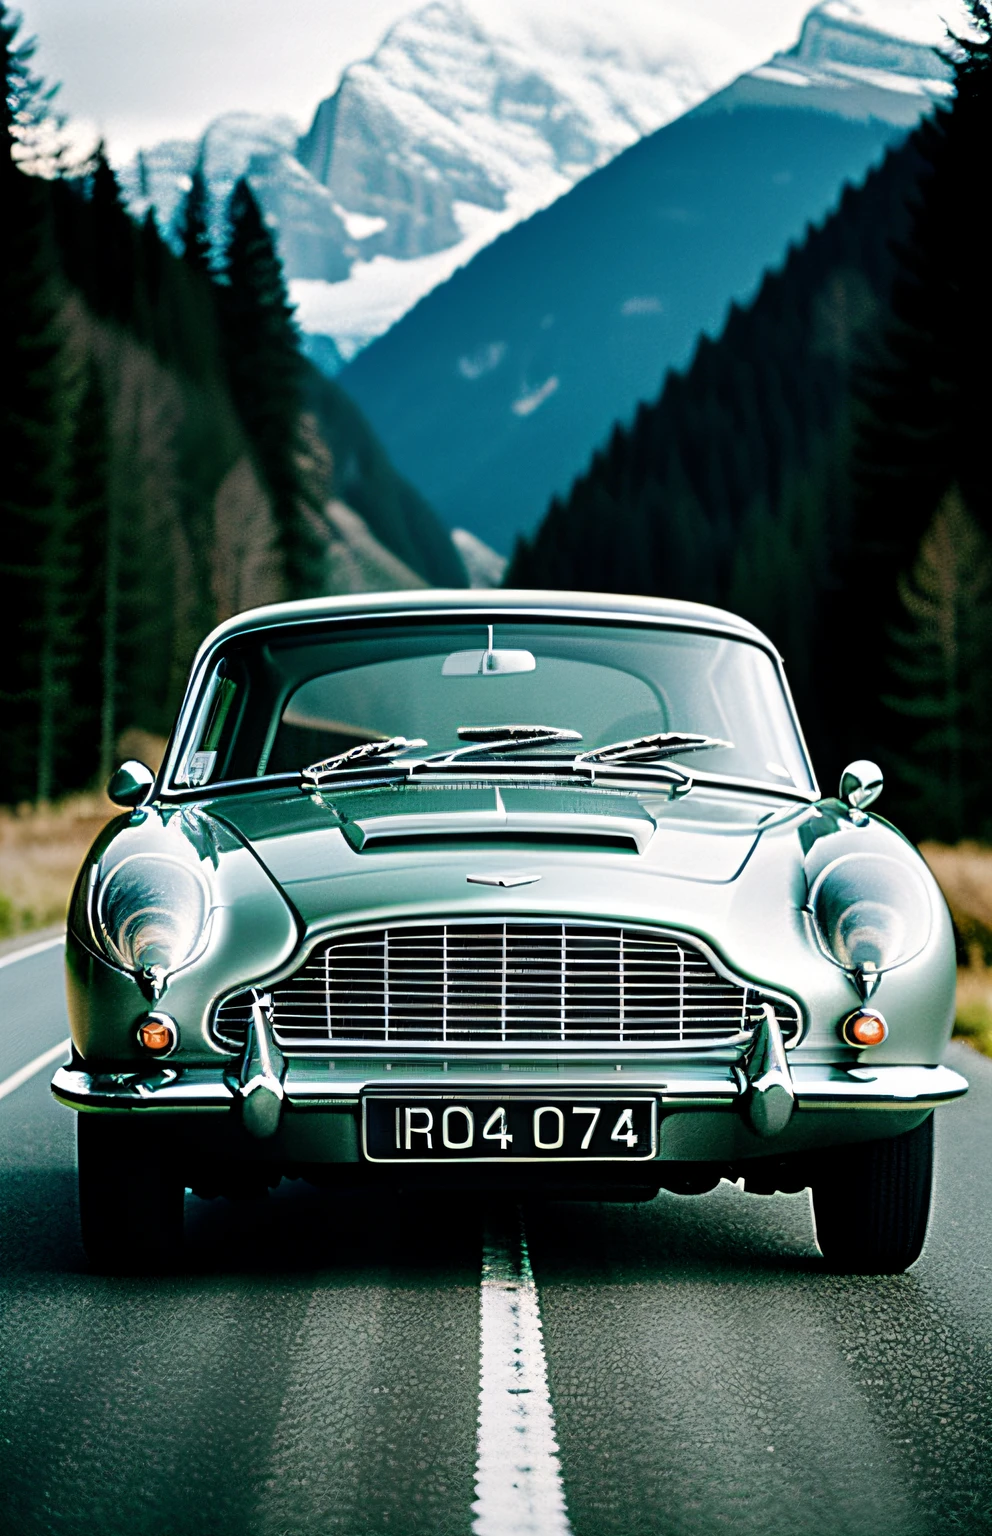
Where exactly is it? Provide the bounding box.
[107,759,155,808]
[839,760,883,824]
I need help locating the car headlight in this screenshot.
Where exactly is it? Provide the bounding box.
[808,852,931,988]
[95,853,210,988]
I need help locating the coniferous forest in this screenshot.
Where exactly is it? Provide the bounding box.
[510,2,992,845]
[0,4,463,807]
[3,0,992,851]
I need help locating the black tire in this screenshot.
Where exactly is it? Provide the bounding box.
[810,1116,933,1274]
[78,1116,185,1273]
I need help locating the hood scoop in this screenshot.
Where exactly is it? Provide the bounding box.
[339,785,656,855]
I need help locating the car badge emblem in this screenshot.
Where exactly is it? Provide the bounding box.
[466,873,542,887]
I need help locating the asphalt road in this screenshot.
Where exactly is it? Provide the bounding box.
[2,944,992,1536]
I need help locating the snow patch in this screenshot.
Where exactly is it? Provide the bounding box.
[458,343,508,380]
[452,528,508,588]
[291,197,546,357]
[512,377,559,417]
[621,295,664,316]
[337,208,389,240]
[753,64,814,88]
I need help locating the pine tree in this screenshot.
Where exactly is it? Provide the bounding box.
[0,1,65,175]
[852,1,992,604]
[60,360,111,785]
[884,489,992,840]
[220,176,326,597]
[0,5,69,802]
[86,146,137,326]
[842,2,992,824]
[176,150,213,277]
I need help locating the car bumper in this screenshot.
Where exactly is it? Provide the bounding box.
[52,1056,968,1166]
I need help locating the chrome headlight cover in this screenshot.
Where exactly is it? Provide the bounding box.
[94,852,211,988]
[808,851,932,983]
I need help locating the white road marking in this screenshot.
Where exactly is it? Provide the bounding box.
[0,1039,71,1104]
[473,1209,572,1536]
[0,934,65,971]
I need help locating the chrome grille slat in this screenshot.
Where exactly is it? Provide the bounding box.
[212,922,800,1053]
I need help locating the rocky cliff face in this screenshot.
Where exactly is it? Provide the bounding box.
[295,0,728,266]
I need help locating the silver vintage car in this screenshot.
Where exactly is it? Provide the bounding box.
[53,590,967,1272]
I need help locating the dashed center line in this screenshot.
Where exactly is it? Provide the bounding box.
[473,1208,572,1536]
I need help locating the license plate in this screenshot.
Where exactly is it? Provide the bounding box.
[362,1095,657,1163]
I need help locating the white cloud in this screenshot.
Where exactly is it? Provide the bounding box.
[16,0,412,161]
[17,0,970,167]
[14,0,828,163]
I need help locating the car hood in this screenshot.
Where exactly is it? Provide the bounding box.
[205,780,791,921]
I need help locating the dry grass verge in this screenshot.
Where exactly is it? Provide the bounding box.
[949,962,992,1057]
[0,794,115,937]
[0,732,165,940]
[919,842,992,1057]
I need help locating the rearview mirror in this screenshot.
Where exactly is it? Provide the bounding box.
[839,760,883,824]
[443,624,537,677]
[107,759,155,808]
[442,648,536,676]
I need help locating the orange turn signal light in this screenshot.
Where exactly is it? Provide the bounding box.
[138,1014,177,1053]
[841,1009,888,1047]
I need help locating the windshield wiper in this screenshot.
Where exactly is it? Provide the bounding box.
[576,731,733,765]
[423,724,582,764]
[299,726,721,796]
[302,735,427,789]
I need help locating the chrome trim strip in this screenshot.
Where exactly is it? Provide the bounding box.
[790,1063,968,1105]
[51,1066,235,1111]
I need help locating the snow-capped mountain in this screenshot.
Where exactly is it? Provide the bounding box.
[335,0,960,551]
[120,0,962,364]
[723,0,954,122]
[289,0,757,353]
[118,0,791,357]
[291,0,958,356]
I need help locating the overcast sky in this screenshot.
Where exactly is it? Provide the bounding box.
[15,0,832,163]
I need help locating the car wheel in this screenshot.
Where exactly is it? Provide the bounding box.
[77,1116,185,1273]
[810,1116,933,1274]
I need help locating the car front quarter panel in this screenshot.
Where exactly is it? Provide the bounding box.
[722,807,956,1066]
[66,806,300,1066]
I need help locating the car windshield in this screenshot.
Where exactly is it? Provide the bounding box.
[170,617,815,794]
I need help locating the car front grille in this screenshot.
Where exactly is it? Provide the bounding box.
[212,921,800,1054]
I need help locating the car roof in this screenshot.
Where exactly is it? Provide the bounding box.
[195,589,775,661]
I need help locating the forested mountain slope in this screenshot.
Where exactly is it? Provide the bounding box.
[303,369,461,588]
[0,88,462,804]
[508,138,923,757]
[509,4,992,843]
